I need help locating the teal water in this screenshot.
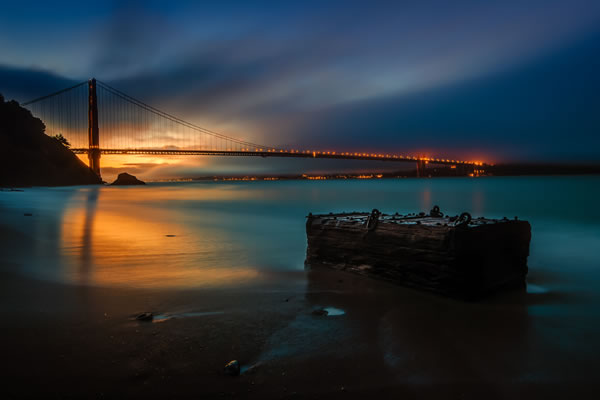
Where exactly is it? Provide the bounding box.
[2,176,600,384]
[1,176,599,292]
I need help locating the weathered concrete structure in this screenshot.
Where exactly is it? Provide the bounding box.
[305,208,531,299]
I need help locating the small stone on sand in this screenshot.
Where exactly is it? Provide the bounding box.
[224,360,240,376]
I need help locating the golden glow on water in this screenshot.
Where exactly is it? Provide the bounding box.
[59,188,260,289]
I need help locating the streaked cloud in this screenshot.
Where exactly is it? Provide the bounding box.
[1,0,600,170]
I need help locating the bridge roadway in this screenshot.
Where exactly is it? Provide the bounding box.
[70,148,481,166]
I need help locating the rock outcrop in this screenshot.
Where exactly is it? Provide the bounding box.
[111,172,145,185]
[0,94,103,187]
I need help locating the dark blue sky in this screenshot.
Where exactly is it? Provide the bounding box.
[1,0,600,165]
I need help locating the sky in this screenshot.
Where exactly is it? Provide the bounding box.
[1,0,600,178]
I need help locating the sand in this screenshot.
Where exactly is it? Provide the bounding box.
[1,266,598,399]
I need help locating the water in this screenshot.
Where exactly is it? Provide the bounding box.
[2,176,600,384]
[1,176,600,292]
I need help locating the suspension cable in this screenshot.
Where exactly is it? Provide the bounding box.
[96,80,279,151]
[21,81,88,106]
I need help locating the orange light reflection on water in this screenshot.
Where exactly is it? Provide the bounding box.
[59,188,259,289]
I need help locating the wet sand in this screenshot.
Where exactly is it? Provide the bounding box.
[2,261,600,398]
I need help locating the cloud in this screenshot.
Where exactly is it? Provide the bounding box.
[0,65,80,103]
[90,1,175,80]
[90,0,600,116]
[278,29,600,162]
[2,0,600,168]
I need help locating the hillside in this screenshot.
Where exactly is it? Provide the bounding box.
[0,94,102,187]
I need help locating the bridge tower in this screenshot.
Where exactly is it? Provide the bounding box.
[88,78,101,178]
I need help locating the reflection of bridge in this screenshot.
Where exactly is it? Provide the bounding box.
[23,79,482,178]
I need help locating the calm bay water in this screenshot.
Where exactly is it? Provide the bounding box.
[3,176,600,385]
[1,176,600,293]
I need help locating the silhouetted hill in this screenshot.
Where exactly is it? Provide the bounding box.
[488,163,600,176]
[0,94,102,187]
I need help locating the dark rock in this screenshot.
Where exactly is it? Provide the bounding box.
[135,312,154,321]
[224,360,240,376]
[0,96,103,187]
[23,213,32,216]
[311,308,329,316]
[111,173,145,186]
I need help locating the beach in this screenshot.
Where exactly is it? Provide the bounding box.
[3,259,600,398]
[2,177,600,398]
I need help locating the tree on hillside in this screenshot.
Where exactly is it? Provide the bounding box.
[52,133,71,148]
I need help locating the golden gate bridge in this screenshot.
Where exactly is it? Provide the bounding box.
[22,79,483,178]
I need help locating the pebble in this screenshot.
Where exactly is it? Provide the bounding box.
[224,360,240,376]
[135,312,154,322]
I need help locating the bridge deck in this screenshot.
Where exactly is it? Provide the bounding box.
[70,148,478,166]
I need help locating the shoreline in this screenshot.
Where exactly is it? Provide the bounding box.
[4,172,600,189]
[0,167,600,188]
